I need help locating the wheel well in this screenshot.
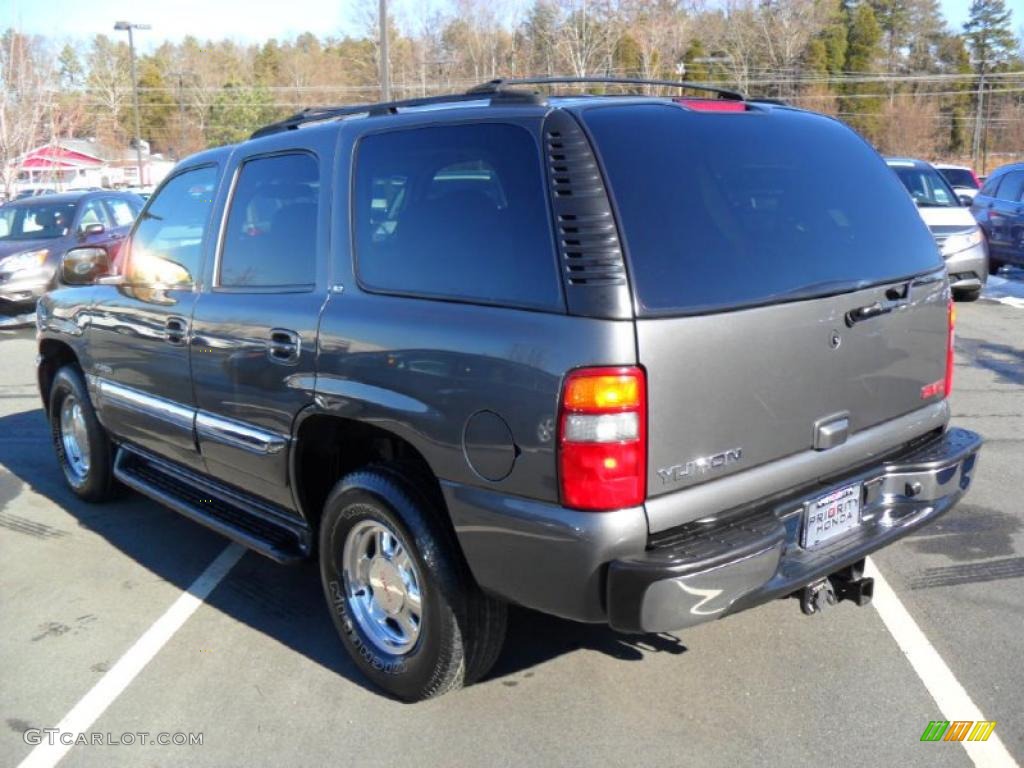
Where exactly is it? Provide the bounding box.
[37,339,80,414]
[292,415,445,534]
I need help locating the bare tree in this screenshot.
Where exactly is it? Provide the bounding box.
[0,31,55,198]
[554,0,618,78]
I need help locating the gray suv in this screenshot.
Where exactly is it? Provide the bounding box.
[36,78,982,701]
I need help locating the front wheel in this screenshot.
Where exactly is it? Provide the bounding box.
[319,467,506,701]
[48,365,118,502]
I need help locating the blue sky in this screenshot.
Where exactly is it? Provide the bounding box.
[4,0,1020,49]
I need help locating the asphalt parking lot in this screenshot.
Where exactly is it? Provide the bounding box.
[2,274,1023,768]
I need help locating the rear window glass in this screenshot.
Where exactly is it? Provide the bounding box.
[888,163,959,208]
[583,105,942,315]
[353,123,562,311]
[938,168,978,189]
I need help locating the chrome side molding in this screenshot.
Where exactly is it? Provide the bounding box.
[89,375,195,432]
[196,411,287,455]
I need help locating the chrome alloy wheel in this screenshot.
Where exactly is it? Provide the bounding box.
[342,519,423,655]
[59,394,91,481]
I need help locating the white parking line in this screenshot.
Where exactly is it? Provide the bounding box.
[17,543,246,768]
[866,557,1019,768]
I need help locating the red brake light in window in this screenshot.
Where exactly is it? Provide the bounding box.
[674,98,747,112]
[559,367,646,511]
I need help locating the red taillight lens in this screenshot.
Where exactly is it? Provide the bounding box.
[945,300,956,398]
[971,170,982,190]
[559,367,646,511]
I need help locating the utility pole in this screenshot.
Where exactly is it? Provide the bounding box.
[169,70,189,160]
[379,0,391,101]
[114,21,151,186]
[970,58,991,169]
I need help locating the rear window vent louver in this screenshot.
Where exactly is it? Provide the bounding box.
[543,111,632,319]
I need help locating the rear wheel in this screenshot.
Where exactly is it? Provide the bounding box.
[48,365,117,501]
[319,467,506,701]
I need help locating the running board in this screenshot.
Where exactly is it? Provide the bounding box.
[114,446,311,564]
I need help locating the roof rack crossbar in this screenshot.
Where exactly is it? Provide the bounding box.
[466,76,745,101]
[250,88,543,139]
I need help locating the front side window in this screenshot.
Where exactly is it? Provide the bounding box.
[78,200,111,230]
[353,123,561,311]
[219,153,319,288]
[125,166,218,286]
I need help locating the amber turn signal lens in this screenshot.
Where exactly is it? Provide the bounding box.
[563,372,641,411]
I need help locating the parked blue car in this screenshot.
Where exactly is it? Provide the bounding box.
[971,162,1024,271]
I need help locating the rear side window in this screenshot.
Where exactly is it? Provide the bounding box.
[583,105,942,315]
[353,123,562,311]
[126,165,218,286]
[995,171,1024,202]
[219,153,319,288]
[104,198,137,227]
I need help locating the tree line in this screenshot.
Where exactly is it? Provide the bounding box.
[2,0,1022,196]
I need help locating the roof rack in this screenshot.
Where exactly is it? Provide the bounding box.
[467,76,746,101]
[250,76,745,139]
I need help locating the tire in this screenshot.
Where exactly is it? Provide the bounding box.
[953,287,981,302]
[988,255,1003,274]
[48,365,117,502]
[319,466,506,701]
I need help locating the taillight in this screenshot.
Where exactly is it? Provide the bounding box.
[945,300,956,398]
[558,367,646,511]
[971,170,982,190]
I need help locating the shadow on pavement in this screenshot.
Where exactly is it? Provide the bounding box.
[0,406,685,697]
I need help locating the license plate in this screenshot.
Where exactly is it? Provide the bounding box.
[802,483,862,548]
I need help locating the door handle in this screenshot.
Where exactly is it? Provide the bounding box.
[164,316,188,345]
[267,328,301,364]
[845,299,908,327]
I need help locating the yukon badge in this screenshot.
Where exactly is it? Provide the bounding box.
[657,448,743,485]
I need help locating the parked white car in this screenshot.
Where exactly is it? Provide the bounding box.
[934,163,981,202]
[886,157,988,301]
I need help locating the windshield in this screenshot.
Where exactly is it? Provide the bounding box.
[889,164,960,207]
[0,202,77,240]
[938,168,978,190]
[582,104,941,315]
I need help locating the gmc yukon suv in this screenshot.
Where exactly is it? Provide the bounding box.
[36,78,983,701]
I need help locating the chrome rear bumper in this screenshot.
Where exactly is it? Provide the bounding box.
[607,427,983,633]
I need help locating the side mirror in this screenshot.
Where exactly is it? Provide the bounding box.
[959,194,974,207]
[61,246,112,286]
[80,222,105,236]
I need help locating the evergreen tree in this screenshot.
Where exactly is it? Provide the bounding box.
[964,0,1017,70]
[842,2,884,140]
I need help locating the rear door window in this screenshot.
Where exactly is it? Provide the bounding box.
[582,104,942,315]
[218,153,319,288]
[353,123,562,311]
[996,171,1024,202]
